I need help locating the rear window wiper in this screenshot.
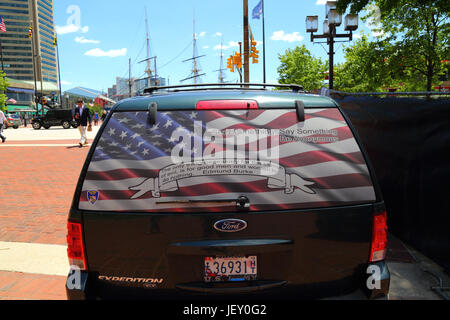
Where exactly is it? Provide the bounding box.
[156,196,250,211]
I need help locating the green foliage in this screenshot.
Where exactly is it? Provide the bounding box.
[0,71,9,112]
[277,45,328,91]
[88,103,103,116]
[380,1,449,91]
[337,0,449,15]
[334,33,396,92]
[337,0,450,91]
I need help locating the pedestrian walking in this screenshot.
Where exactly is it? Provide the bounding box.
[94,112,99,126]
[101,109,107,124]
[74,99,92,147]
[0,109,10,143]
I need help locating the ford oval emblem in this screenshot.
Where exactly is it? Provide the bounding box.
[214,219,248,233]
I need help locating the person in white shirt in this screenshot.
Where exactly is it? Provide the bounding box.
[74,99,92,147]
[0,110,10,143]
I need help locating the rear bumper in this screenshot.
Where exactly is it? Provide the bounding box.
[66,261,390,300]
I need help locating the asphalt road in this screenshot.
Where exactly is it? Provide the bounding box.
[0,126,448,300]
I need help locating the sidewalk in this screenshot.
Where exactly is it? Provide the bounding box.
[387,235,450,300]
[1,126,100,142]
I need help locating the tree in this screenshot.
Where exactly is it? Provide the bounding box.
[337,0,449,15]
[0,71,9,112]
[277,45,328,91]
[334,33,399,92]
[337,0,450,91]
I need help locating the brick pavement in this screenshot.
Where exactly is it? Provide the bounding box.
[0,271,66,300]
[0,143,89,300]
[0,145,89,245]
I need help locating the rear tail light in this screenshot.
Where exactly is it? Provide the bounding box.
[369,210,388,262]
[67,221,87,270]
[196,100,259,110]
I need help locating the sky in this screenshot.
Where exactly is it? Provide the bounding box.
[53,0,382,95]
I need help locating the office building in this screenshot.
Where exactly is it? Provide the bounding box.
[0,0,59,111]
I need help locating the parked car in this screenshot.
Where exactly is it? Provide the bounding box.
[4,114,21,129]
[32,109,77,130]
[66,83,390,300]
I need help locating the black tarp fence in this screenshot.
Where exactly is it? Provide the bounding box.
[334,96,450,274]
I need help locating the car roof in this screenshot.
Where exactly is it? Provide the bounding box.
[113,90,338,111]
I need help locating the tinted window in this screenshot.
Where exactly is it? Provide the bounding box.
[79,108,375,212]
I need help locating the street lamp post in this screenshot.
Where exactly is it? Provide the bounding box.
[306,1,358,90]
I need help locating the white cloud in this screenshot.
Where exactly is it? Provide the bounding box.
[84,48,127,58]
[214,32,223,37]
[61,80,72,85]
[353,33,362,39]
[75,36,100,44]
[55,24,89,35]
[271,31,304,42]
[214,41,240,51]
[316,0,327,5]
[194,31,206,39]
[202,45,209,49]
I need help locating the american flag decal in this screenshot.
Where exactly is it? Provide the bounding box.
[79,108,376,213]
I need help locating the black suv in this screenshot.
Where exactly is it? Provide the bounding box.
[66,83,390,300]
[32,109,77,130]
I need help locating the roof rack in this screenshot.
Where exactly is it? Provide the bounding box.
[143,83,305,95]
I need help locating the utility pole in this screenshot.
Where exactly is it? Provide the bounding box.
[262,0,266,84]
[218,37,224,83]
[29,21,38,114]
[328,25,335,90]
[238,42,243,84]
[128,58,132,97]
[55,35,62,108]
[243,0,250,84]
[0,38,4,72]
[153,56,158,86]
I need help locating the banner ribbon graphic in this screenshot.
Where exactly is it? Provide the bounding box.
[129,160,316,199]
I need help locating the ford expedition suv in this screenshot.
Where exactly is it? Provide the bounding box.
[66,83,390,300]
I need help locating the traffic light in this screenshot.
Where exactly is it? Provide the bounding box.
[227,56,232,69]
[250,40,259,64]
[233,52,243,69]
[227,56,235,72]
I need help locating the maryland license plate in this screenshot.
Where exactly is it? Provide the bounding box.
[204,256,258,283]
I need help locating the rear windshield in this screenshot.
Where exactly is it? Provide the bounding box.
[79,108,376,212]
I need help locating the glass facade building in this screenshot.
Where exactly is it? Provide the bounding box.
[0,0,58,90]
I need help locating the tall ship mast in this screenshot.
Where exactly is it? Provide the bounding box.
[139,7,158,89]
[181,16,205,84]
[214,36,226,84]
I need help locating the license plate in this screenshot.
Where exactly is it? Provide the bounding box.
[204,256,257,283]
